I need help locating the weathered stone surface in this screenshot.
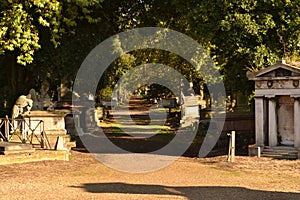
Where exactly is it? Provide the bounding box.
[22,110,70,135]
[248,145,262,157]
[277,96,294,146]
[183,96,199,106]
[55,136,68,150]
[0,142,35,155]
[0,149,69,165]
[181,96,200,128]
[248,60,300,158]
[19,110,75,149]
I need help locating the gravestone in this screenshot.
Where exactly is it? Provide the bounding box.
[180,96,200,128]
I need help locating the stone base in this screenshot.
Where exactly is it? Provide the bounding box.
[22,110,70,136]
[0,142,35,155]
[0,149,69,165]
[180,117,199,128]
[20,110,75,150]
[248,144,263,157]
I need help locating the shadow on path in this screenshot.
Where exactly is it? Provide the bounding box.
[73,182,300,200]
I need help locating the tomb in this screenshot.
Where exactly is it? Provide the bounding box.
[247,60,300,159]
[180,96,200,128]
[21,110,74,149]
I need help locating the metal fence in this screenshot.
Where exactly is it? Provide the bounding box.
[0,116,51,149]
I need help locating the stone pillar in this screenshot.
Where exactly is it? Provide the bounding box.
[254,97,265,146]
[294,98,300,148]
[268,97,277,146]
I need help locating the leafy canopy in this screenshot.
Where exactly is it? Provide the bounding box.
[0,0,102,65]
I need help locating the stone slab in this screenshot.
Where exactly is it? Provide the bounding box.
[0,149,69,165]
[0,142,35,155]
[185,106,199,118]
[183,96,199,106]
[22,110,69,135]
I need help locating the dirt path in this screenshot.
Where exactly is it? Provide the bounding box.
[0,96,299,199]
[0,151,299,200]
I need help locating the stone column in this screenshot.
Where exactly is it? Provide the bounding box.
[268,97,277,147]
[294,98,300,148]
[254,96,265,146]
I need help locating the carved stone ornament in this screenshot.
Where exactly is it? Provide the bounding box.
[293,80,299,88]
[255,81,262,88]
[267,80,273,88]
[277,80,284,88]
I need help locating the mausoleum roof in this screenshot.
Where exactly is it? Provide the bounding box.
[247,60,300,80]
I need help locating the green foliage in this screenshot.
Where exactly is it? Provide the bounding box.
[0,0,102,65]
[1,0,299,112]
[112,0,300,99]
[99,86,113,101]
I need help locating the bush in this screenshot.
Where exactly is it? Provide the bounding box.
[99,87,113,101]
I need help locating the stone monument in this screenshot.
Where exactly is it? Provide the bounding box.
[12,81,74,149]
[180,96,200,128]
[22,109,71,148]
[247,60,300,159]
[29,80,55,111]
[11,94,33,119]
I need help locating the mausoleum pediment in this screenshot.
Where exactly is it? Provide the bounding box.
[247,60,300,80]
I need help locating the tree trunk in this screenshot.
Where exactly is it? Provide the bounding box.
[3,53,32,106]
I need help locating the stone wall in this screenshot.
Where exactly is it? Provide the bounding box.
[198,112,255,156]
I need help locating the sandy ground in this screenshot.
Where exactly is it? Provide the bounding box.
[1,96,299,199]
[0,150,299,200]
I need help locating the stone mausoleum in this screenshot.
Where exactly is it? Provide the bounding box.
[248,60,300,159]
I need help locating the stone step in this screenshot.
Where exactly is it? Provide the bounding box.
[262,152,298,156]
[0,142,35,155]
[34,140,76,151]
[262,146,298,160]
[0,149,69,165]
[9,134,75,150]
[262,154,298,160]
[66,141,76,150]
[264,146,297,151]
[263,149,298,154]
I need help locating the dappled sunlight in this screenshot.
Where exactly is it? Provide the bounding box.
[100,95,178,137]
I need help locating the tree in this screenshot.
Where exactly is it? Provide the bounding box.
[110,0,300,110]
[0,0,102,65]
[0,0,102,115]
[193,0,300,109]
[2,0,298,114]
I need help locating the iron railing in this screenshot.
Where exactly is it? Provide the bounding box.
[0,116,51,149]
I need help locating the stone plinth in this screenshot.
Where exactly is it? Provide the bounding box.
[21,110,74,149]
[248,144,263,157]
[182,96,200,118]
[0,149,69,164]
[22,110,70,135]
[181,96,200,128]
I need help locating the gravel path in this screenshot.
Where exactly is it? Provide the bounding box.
[1,96,299,199]
[0,151,299,200]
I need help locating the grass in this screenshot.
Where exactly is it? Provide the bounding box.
[99,120,175,139]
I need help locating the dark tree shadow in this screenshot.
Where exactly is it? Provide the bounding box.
[72,182,300,200]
